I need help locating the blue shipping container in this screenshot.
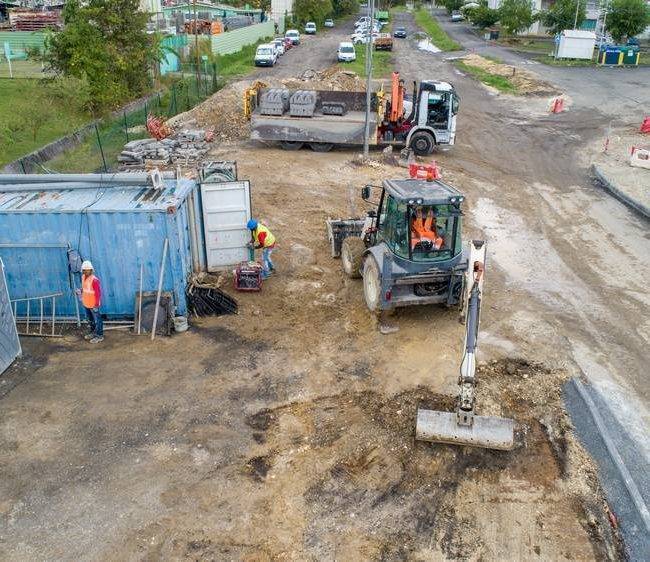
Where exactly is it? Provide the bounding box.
[0,176,204,319]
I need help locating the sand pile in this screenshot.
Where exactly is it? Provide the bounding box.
[461,54,559,96]
[167,67,366,142]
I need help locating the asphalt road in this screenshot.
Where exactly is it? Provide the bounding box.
[430,7,650,121]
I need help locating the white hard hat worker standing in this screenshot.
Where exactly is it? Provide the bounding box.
[76,260,104,343]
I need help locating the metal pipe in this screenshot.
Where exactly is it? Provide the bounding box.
[51,296,55,336]
[362,0,375,158]
[151,238,169,341]
[0,173,153,184]
[10,292,64,303]
[137,263,143,335]
[0,243,69,248]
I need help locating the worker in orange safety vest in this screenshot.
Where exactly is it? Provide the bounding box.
[76,260,104,343]
[411,208,443,250]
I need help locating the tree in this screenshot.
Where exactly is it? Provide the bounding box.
[607,0,650,42]
[441,0,464,14]
[540,0,585,35]
[46,0,161,112]
[293,0,334,23]
[467,4,501,28]
[332,0,359,17]
[498,0,536,35]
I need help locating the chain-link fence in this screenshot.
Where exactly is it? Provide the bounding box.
[20,70,220,174]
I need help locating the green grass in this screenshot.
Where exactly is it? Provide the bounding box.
[214,38,274,79]
[454,61,518,93]
[497,37,555,55]
[337,44,394,79]
[0,78,90,167]
[413,7,462,51]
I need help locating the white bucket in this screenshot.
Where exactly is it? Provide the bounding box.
[173,316,189,333]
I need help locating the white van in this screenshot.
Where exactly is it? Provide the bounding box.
[285,29,300,45]
[254,44,277,67]
[337,42,356,62]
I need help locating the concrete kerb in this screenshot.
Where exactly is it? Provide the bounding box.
[1,90,165,174]
[591,163,650,221]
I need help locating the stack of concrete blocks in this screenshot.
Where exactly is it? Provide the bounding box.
[289,90,317,117]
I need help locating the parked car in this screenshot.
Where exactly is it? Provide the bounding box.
[273,38,285,55]
[351,31,379,44]
[324,18,334,28]
[305,22,317,34]
[393,26,407,38]
[337,41,356,62]
[254,44,277,66]
[285,29,300,45]
[450,11,464,21]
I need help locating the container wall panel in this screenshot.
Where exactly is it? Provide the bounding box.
[210,21,275,55]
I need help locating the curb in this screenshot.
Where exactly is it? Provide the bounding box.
[591,163,650,220]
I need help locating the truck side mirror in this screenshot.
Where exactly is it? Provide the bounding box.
[361,185,371,200]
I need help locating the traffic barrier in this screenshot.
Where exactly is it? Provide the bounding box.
[409,162,441,180]
[641,117,650,134]
[630,146,650,170]
[550,97,565,114]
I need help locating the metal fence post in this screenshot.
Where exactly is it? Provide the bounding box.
[143,100,148,126]
[123,110,129,143]
[94,123,108,172]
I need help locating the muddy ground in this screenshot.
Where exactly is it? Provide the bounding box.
[1,10,647,562]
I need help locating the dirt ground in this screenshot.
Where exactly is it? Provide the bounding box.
[1,11,647,562]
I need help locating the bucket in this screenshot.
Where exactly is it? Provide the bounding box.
[173,316,189,333]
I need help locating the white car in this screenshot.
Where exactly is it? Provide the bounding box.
[254,44,277,66]
[337,41,356,62]
[285,29,300,45]
[273,38,285,55]
[324,19,334,28]
[305,22,317,34]
[351,31,379,44]
[451,11,464,22]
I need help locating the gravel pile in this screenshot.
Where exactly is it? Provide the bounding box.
[118,130,213,168]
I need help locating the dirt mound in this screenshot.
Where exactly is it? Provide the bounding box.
[167,67,366,142]
[461,53,559,96]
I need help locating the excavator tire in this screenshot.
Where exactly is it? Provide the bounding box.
[363,256,381,311]
[341,237,365,279]
[409,131,435,156]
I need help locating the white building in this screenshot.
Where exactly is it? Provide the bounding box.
[271,0,293,24]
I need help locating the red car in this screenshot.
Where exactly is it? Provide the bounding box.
[283,37,293,50]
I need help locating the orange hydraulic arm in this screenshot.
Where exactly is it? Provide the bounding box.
[389,71,405,123]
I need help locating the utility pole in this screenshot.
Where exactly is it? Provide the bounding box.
[573,0,581,29]
[362,0,375,158]
[194,0,201,90]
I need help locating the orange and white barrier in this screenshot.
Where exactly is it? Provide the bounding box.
[549,96,565,114]
[630,146,650,169]
[641,117,650,134]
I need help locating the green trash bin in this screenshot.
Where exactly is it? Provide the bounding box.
[622,45,640,65]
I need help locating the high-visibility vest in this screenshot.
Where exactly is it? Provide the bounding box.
[253,224,276,248]
[82,274,98,308]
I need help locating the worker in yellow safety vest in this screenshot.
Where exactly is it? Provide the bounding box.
[247,218,276,279]
[76,260,104,343]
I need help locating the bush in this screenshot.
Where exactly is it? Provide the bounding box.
[293,0,334,24]
[607,0,650,42]
[498,0,536,35]
[540,0,585,36]
[467,4,500,28]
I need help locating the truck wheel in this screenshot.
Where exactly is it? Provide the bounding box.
[363,256,381,312]
[279,141,304,151]
[409,131,435,156]
[309,143,334,152]
[341,237,365,279]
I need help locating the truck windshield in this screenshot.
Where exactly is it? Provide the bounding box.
[408,205,458,261]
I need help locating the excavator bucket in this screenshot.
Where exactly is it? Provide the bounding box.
[416,409,515,451]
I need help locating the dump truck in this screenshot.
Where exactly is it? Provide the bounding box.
[374,33,393,51]
[247,72,459,155]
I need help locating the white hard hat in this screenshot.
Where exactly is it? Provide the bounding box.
[81,260,94,271]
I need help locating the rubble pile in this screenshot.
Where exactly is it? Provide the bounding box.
[168,67,367,142]
[118,130,213,168]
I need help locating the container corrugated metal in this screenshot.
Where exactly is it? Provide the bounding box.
[211,21,275,55]
[0,178,202,319]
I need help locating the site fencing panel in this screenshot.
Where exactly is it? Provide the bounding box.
[210,21,276,55]
[0,258,21,375]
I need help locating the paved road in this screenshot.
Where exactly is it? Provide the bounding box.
[429,7,650,122]
[250,19,356,80]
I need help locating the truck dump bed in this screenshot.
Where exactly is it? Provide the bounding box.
[250,89,378,146]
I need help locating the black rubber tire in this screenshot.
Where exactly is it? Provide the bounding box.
[409,131,435,156]
[309,142,334,152]
[341,237,365,279]
[279,141,304,151]
[362,256,382,312]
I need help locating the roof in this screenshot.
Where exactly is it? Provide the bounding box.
[561,30,596,39]
[383,179,464,205]
[0,178,196,213]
